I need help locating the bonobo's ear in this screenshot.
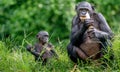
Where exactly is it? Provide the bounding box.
[91,5,95,11]
[36,34,39,39]
[75,2,80,11]
[75,4,78,11]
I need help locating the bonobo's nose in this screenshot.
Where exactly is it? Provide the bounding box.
[44,38,48,42]
[81,12,87,15]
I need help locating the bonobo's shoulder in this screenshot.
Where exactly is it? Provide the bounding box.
[72,15,79,26]
[93,12,106,22]
[72,16,77,23]
[47,43,54,48]
[93,12,105,19]
[72,15,77,21]
[34,43,40,47]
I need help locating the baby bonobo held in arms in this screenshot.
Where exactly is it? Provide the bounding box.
[26,31,58,65]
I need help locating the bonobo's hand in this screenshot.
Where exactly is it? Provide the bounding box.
[26,45,32,51]
[87,28,100,39]
[84,19,94,28]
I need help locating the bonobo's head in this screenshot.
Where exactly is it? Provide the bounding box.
[75,1,94,20]
[36,31,49,44]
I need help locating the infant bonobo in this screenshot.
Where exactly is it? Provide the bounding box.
[26,31,58,65]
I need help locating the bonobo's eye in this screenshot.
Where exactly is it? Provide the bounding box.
[79,9,89,12]
[44,35,49,37]
[79,8,89,16]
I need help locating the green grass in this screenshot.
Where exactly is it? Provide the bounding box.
[0,35,120,72]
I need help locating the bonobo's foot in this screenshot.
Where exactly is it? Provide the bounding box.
[75,46,88,60]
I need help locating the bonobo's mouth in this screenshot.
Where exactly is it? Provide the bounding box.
[79,16,87,22]
[80,16,86,20]
[79,12,90,20]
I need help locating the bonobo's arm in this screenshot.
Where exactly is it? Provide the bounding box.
[48,43,59,58]
[30,49,40,57]
[95,13,113,41]
[51,50,59,58]
[27,44,40,57]
[70,16,87,46]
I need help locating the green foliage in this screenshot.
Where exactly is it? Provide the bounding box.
[0,0,76,43]
[0,0,120,71]
[0,0,120,43]
[0,34,120,72]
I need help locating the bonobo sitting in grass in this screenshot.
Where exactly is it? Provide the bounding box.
[26,31,58,65]
[67,1,114,64]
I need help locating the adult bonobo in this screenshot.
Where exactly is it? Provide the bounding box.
[67,1,113,63]
[26,31,58,65]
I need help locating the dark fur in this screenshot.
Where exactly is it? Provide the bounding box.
[26,31,58,65]
[67,1,113,63]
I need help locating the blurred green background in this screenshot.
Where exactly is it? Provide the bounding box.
[0,0,120,44]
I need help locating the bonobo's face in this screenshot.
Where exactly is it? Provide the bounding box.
[79,8,90,20]
[37,34,49,43]
[76,2,93,20]
[37,31,49,43]
[79,8,88,16]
